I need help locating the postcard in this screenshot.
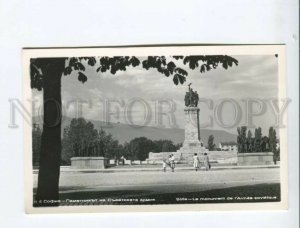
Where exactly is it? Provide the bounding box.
[22,45,288,213]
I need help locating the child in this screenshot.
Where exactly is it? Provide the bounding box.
[169,154,175,172]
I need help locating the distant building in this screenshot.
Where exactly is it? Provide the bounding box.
[219,142,237,151]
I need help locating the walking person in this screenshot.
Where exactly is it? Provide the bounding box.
[162,159,167,172]
[169,154,175,172]
[120,155,125,165]
[203,152,210,171]
[114,156,118,166]
[193,153,199,171]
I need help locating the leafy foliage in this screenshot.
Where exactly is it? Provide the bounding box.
[59,118,181,164]
[78,72,88,83]
[32,124,42,166]
[254,127,262,152]
[30,55,238,91]
[237,126,247,153]
[30,60,43,91]
[269,127,279,162]
[237,126,277,153]
[181,55,238,72]
[246,130,254,152]
[207,135,216,151]
[61,118,98,160]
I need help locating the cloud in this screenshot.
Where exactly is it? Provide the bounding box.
[32,55,279,135]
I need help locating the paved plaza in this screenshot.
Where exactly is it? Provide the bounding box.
[33,167,279,196]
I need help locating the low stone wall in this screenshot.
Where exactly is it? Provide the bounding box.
[237,152,274,166]
[124,160,132,165]
[132,160,141,165]
[147,152,181,164]
[109,159,116,165]
[147,150,237,165]
[208,150,238,164]
[71,157,109,169]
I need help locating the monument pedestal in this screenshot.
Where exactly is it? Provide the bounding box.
[176,107,208,163]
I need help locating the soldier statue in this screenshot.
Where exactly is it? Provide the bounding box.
[184,83,199,107]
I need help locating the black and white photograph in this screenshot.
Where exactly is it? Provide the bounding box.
[0,0,298,226]
[23,45,288,212]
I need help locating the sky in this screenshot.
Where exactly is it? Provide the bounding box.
[32,55,281,136]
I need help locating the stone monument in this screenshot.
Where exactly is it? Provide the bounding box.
[147,84,208,164]
[70,142,109,169]
[177,83,208,163]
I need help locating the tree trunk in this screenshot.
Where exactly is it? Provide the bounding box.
[35,58,65,207]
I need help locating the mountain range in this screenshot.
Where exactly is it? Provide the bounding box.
[33,116,237,146]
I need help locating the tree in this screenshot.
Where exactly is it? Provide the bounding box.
[246,130,253,152]
[30,55,238,206]
[175,142,183,149]
[102,134,120,159]
[61,118,99,164]
[32,123,42,166]
[128,137,155,161]
[237,126,247,153]
[276,147,280,162]
[254,127,262,152]
[161,141,174,152]
[237,127,242,153]
[152,139,178,152]
[241,127,247,153]
[261,136,270,152]
[122,142,132,160]
[269,127,276,152]
[269,127,278,163]
[61,127,72,165]
[207,135,215,151]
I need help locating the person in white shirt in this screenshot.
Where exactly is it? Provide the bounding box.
[193,153,199,171]
[169,154,175,172]
[162,159,167,172]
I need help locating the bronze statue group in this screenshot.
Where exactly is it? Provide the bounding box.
[162,153,210,172]
[184,83,199,107]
